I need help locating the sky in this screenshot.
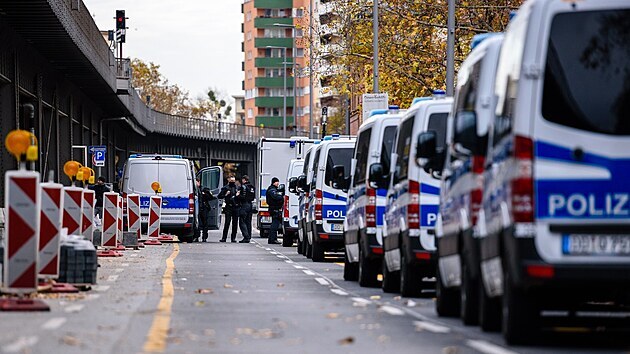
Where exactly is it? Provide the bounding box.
[84,0,244,100]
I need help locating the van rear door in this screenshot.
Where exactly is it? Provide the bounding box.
[198,166,224,230]
[533,7,630,263]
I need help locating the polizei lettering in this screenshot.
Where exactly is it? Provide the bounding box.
[548,193,630,217]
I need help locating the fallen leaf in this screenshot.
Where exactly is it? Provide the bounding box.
[196,288,214,294]
[369,295,381,300]
[230,337,242,345]
[405,300,417,307]
[61,335,81,346]
[338,336,355,345]
[393,296,402,301]
[224,283,233,288]
[326,312,340,319]
[377,335,390,344]
[277,283,285,288]
[194,301,206,307]
[442,346,458,354]
[204,329,216,337]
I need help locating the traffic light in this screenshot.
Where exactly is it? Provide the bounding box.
[116,10,125,30]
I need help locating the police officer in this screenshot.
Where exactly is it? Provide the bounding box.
[218,175,241,242]
[195,177,216,242]
[237,175,256,243]
[265,177,285,245]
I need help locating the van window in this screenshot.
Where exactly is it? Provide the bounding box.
[542,10,630,135]
[310,149,321,190]
[302,151,311,175]
[427,113,449,150]
[380,125,397,177]
[128,162,189,195]
[353,128,372,185]
[394,116,415,184]
[325,147,354,189]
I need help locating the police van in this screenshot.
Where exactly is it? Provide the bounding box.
[295,143,319,255]
[432,33,504,326]
[283,158,305,247]
[472,0,630,344]
[257,137,314,237]
[305,135,355,262]
[121,154,199,242]
[343,108,403,287]
[381,94,452,296]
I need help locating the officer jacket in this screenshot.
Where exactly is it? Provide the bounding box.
[265,184,284,211]
[218,183,241,210]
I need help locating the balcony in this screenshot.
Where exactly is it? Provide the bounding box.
[255,96,294,108]
[256,116,295,128]
[254,37,293,48]
[254,0,293,9]
[254,17,293,28]
[255,76,294,88]
[255,57,293,68]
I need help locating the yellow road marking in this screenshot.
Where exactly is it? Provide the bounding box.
[143,243,179,353]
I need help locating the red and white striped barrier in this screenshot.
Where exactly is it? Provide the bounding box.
[38,182,63,279]
[127,194,141,239]
[3,171,40,293]
[101,192,119,248]
[117,195,123,240]
[81,189,95,242]
[147,195,162,238]
[62,187,83,236]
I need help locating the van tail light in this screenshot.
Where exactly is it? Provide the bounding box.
[122,192,128,213]
[366,187,377,228]
[511,135,534,223]
[408,180,420,230]
[315,189,323,220]
[471,156,485,226]
[189,193,195,214]
[259,210,270,217]
[284,195,290,218]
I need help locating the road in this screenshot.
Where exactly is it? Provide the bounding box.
[0,228,628,354]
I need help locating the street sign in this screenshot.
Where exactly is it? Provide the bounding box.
[89,146,106,167]
[362,93,389,120]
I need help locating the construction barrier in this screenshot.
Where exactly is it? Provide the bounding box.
[62,186,84,236]
[81,189,95,242]
[101,192,119,248]
[147,195,162,238]
[127,194,141,239]
[3,171,40,293]
[38,182,63,279]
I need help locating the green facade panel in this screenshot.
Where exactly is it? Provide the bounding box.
[254,17,293,28]
[255,96,294,108]
[254,0,293,9]
[256,116,295,128]
[255,57,293,68]
[255,77,294,88]
[254,37,293,48]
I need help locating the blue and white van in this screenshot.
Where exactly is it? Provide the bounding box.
[382,95,452,296]
[282,158,305,247]
[474,0,630,344]
[121,154,197,241]
[344,108,403,287]
[296,143,318,255]
[433,33,504,326]
[305,135,355,262]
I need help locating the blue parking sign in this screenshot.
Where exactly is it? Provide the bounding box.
[89,145,107,167]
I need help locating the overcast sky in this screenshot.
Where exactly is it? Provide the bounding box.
[84,0,244,100]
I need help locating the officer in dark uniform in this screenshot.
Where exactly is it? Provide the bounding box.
[237,175,256,243]
[218,175,241,242]
[265,177,285,245]
[196,177,216,242]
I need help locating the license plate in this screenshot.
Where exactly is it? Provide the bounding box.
[261,216,272,223]
[562,234,630,256]
[331,223,343,231]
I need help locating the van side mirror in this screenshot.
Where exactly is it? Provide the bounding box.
[288,177,298,194]
[453,111,478,155]
[297,174,307,193]
[332,165,349,191]
[416,130,445,176]
[368,163,388,189]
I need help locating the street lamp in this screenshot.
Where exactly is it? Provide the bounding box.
[273,23,297,137]
[266,45,288,137]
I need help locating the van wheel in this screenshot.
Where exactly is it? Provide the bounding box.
[502,270,539,345]
[301,232,309,256]
[311,238,325,262]
[382,258,400,293]
[436,262,460,317]
[282,232,293,247]
[479,280,501,332]
[306,235,313,259]
[343,250,359,281]
[297,237,303,255]
[461,257,479,325]
[400,250,422,297]
[358,237,380,287]
[260,229,268,238]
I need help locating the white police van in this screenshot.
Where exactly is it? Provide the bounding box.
[305,135,355,262]
[344,108,403,287]
[295,143,319,255]
[121,154,198,242]
[433,33,504,326]
[475,0,630,344]
[283,158,305,247]
[382,94,452,296]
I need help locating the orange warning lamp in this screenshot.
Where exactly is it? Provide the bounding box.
[79,167,92,182]
[87,168,96,184]
[63,161,81,181]
[151,181,162,194]
[5,130,36,162]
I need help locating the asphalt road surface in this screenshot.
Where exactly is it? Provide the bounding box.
[1,228,628,354]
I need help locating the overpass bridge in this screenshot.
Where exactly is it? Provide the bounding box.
[0,0,288,202]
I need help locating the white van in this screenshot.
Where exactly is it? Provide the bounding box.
[433,33,504,327]
[343,109,403,287]
[305,135,356,262]
[382,95,452,296]
[282,158,304,247]
[295,143,319,255]
[469,0,630,344]
[121,154,197,242]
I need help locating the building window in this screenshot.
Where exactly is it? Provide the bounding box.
[247,51,253,60]
[295,8,304,17]
[264,108,281,116]
[247,109,253,118]
[247,70,253,80]
[265,48,284,58]
[264,28,285,38]
[296,48,305,57]
[247,31,252,41]
[295,29,304,38]
[246,11,252,21]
